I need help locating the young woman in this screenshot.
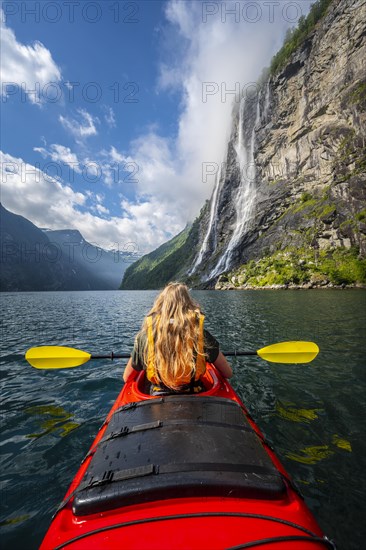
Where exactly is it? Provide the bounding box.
[123,282,232,394]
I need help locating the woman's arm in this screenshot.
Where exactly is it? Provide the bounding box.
[123,357,139,382]
[213,351,233,378]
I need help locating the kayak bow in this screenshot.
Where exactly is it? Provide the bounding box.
[40,365,334,550]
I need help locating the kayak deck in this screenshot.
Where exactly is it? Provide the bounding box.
[73,396,285,516]
[40,365,334,549]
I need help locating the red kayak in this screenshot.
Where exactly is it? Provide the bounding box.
[40,365,335,549]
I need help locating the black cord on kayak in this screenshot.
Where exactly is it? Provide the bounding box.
[53,514,336,550]
[226,535,337,549]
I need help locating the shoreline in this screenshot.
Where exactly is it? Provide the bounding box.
[214,283,366,291]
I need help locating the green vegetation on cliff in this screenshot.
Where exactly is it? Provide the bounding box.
[120,221,200,289]
[219,247,366,288]
[270,0,334,75]
[269,183,365,246]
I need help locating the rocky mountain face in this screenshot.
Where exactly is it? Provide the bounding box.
[1,203,60,291]
[121,0,366,290]
[0,205,132,291]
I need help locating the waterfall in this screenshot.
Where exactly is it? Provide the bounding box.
[188,163,223,275]
[209,92,261,279]
[262,80,271,124]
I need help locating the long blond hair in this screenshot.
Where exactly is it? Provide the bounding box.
[139,282,204,390]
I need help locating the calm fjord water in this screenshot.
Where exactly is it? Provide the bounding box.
[1,290,365,550]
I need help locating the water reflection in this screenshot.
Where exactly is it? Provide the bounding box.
[25,405,79,439]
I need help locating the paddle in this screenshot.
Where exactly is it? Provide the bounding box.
[25,341,319,370]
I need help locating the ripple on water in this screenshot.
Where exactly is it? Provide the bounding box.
[0,290,365,550]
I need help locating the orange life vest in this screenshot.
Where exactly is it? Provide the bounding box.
[146,314,206,386]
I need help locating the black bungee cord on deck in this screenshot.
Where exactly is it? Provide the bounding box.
[226,534,337,549]
[53,512,337,550]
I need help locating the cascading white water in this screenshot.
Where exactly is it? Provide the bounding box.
[262,80,271,124]
[209,91,261,279]
[188,163,223,275]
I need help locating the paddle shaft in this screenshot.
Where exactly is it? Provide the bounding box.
[91,351,257,360]
[25,342,319,369]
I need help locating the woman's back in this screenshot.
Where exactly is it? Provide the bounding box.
[123,283,232,392]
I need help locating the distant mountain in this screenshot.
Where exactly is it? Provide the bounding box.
[1,203,61,291]
[43,229,132,290]
[121,223,199,290]
[0,204,133,291]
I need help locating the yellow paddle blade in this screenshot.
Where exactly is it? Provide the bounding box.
[25,346,91,369]
[257,341,319,364]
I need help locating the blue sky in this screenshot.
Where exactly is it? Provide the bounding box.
[1,0,311,254]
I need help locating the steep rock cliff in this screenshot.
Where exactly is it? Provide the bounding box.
[121,0,366,290]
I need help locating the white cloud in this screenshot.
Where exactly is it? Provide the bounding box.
[59,109,98,140]
[113,0,313,234]
[0,9,61,104]
[86,191,110,216]
[1,151,85,223]
[34,144,82,173]
[95,204,110,215]
[107,146,130,164]
[0,151,177,253]
[126,132,178,200]
[97,147,137,187]
[104,106,116,128]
